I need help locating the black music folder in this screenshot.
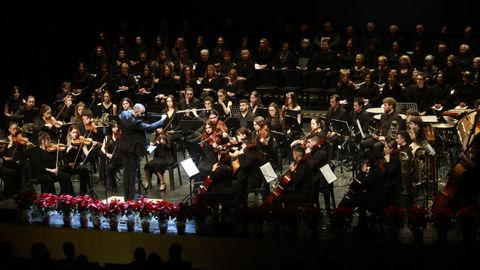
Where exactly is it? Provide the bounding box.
[179,119,204,132]
[284,115,302,132]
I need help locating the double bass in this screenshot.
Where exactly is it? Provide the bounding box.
[434,110,480,208]
[264,158,301,205]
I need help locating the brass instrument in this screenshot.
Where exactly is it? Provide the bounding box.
[399,151,411,196]
[93,112,110,127]
[387,120,399,140]
[410,143,437,208]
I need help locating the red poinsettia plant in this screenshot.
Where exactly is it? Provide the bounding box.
[56,194,77,215]
[382,206,406,229]
[104,199,125,218]
[14,192,39,210]
[136,198,157,219]
[154,200,176,220]
[329,207,354,230]
[75,195,93,215]
[173,203,192,222]
[33,193,59,215]
[88,199,107,216]
[407,206,429,229]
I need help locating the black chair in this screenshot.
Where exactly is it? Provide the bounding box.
[302,71,325,109]
[255,69,281,105]
[279,70,302,93]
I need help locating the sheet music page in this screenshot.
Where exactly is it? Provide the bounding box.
[259,162,277,183]
[180,158,200,177]
[320,164,337,184]
[147,145,157,154]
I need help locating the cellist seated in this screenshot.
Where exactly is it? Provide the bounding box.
[271,146,313,207]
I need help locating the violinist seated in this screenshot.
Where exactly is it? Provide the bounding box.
[305,135,330,209]
[273,146,313,207]
[79,109,101,140]
[0,122,31,198]
[62,125,93,195]
[101,121,122,192]
[290,117,326,148]
[36,131,73,195]
[196,120,222,181]
[194,150,235,207]
[229,128,268,206]
[34,104,63,142]
[143,128,175,192]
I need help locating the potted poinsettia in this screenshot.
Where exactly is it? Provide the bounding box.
[124,200,140,232]
[137,198,156,233]
[381,206,406,242]
[88,199,107,229]
[154,200,175,234]
[104,199,125,231]
[174,203,192,235]
[33,193,58,225]
[328,207,354,240]
[56,194,76,227]
[75,195,92,228]
[13,192,38,223]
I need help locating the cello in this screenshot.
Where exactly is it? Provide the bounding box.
[264,157,301,205]
[434,110,480,208]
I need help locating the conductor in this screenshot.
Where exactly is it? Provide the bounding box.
[118,103,167,200]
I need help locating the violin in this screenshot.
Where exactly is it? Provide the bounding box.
[46,143,67,152]
[85,122,98,133]
[10,133,34,146]
[113,130,121,140]
[45,117,63,128]
[281,94,289,118]
[71,136,93,146]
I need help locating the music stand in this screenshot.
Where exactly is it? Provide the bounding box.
[180,158,200,204]
[183,140,203,163]
[396,102,418,114]
[330,118,350,135]
[180,119,204,137]
[284,115,302,132]
[255,107,268,118]
[271,130,290,174]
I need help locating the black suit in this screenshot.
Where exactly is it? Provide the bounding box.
[118,110,165,199]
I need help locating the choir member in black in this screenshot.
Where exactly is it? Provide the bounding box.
[350,97,372,141]
[223,68,245,102]
[194,150,235,206]
[4,86,25,125]
[272,42,296,70]
[235,99,254,128]
[336,69,355,105]
[37,132,72,194]
[382,140,402,207]
[101,121,122,193]
[119,97,133,113]
[63,125,95,195]
[405,73,433,115]
[143,128,175,192]
[326,95,348,146]
[249,91,263,116]
[361,97,404,159]
[199,65,221,100]
[273,146,313,206]
[90,63,114,103]
[71,62,91,103]
[135,65,155,109]
[114,63,137,105]
[33,105,63,143]
[179,65,198,94]
[305,135,330,209]
[0,122,32,197]
[381,71,405,103]
[356,73,380,108]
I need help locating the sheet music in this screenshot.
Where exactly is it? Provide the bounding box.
[260,162,277,183]
[320,164,337,184]
[180,158,200,177]
[147,145,157,154]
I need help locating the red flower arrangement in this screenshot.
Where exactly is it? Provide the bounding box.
[329,207,354,230]
[407,206,429,229]
[136,198,156,219]
[14,192,39,210]
[33,193,58,215]
[56,194,77,215]
[173,203,192,222]
[88,199,107,216]
[104,199,125,218]
[75,195,93,215]
[154,200,176,220]
[382,206,406,229]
